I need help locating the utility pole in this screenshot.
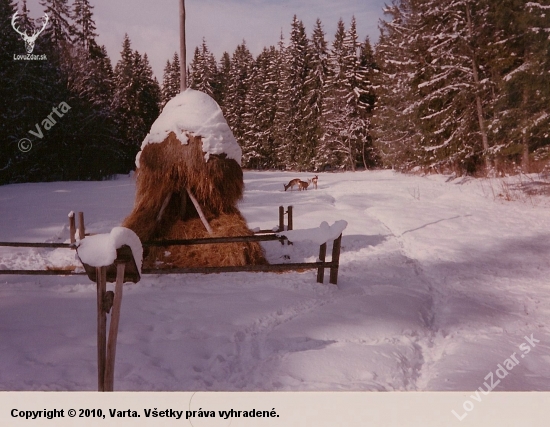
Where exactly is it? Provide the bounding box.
[179,0,187,91]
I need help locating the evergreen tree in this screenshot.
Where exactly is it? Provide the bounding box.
[213,51,231,107]
[188,38,217,97]
[224,41,254,145]
[39,0,73,46]
[161,59,173,105]
[72,0,97,50]
[135,52,162,134]
[372,0,423,170]
[113,35,161,171]
[242,46,281,168]
[274,16,311,169]
[318,18,350,170]
[489,0,550,171]
[358,36,378,168]
[1,0,80,183]
[303,19,328,171]
[318,17,373,171]
[161,52,180,107]
[0,0,22,183]
[416,0,495,172]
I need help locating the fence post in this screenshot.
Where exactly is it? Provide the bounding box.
[287,206,293,231]
[96,266,107,391]
[317,243,326,284]
[278,206,284,232]
[104,263,125,391]
[78,212,85,240]
[329,234,342,285]
[69,213,76,245]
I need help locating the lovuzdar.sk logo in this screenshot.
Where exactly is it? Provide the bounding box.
[11,11,48,61]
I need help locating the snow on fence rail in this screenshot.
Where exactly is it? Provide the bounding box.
[0,207,344,285]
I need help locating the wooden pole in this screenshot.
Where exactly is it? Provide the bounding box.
[186,187,213,235]
[179,0,187,91]
[278,206,284,232]
[78,212,85,240]
[317,243,326,284]
[156,192,172,222]
[180,191,187,220]
[329,234,342,285]
[104,263,125,392]
[96,266,107,391]
[69,212,76,245]
[287,206,293,231]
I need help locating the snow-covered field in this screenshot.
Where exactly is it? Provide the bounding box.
[1,170,550,391]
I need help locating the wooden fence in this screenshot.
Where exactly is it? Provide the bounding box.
[0,206,342,284]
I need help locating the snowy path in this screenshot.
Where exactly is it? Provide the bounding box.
[1,171,550,391]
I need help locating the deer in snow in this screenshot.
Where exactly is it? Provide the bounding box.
[307,175,318,189]
[298,180,309,191]
[284,178,301,191]
[12,12,49,54]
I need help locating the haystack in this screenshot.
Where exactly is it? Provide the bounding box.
[122,89,266,268]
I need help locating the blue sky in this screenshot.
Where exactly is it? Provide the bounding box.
[24,0,388,79]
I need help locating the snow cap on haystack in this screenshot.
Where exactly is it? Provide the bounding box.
[136,88,241,168]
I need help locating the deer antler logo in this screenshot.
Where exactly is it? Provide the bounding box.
[11,12,49,54]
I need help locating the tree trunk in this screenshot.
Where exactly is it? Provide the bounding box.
[521,84,530,172]
[465,4,490,171]
[362,138,368,170]
[522,133,530,172]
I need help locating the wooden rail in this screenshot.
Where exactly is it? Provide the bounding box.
[0,242,73,248]
[0,206,343,284]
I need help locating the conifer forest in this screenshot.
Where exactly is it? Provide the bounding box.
[1,0,549,184]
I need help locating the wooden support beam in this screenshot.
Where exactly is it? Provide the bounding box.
[0,270,85,275]
[329,234,342,285]
[0,242,72,248]
[142,261,336,275]
[180,191,187,220]
[96,266,107,392]
[179,0,187,92]
[279,206,284,232]
[78,212,85,240]
[317,243,327,284]
[287,206,293,231]
[186,187,213,235]
[69,213,76,245]
[104,263,125,392]
[156,192,172,222]
[144,234,283,246]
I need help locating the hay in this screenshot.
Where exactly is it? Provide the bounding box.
[143,213,266,269]
[123,132,266,268]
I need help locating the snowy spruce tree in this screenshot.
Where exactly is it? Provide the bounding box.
[273,16,311,170]
[488,0,550,171]
[319,17,373,171]
[39,0,73,48]
[223,41,254,145]
[188,38,217,98]
[213,52,231,107]
[113,35,161,171]
[373,0,550,174]
[303,19,329,171]
[72,0,97,50]
[372,0,424,170]
[2,0,84,182]
[241,46,281,168]
[161,52,180,107]
[415,0,496,172]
